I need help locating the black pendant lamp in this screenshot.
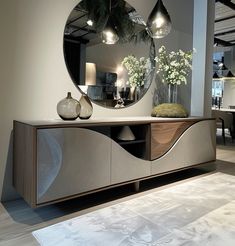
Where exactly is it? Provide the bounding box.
[226,70,235,78]
[222,70,235,80]
[213,72,221,79]
[101,0,119,45]
[147,0,172,39]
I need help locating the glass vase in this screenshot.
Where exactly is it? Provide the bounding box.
[168,83,178,103]
[129,86,136,101]
[79,93,93,119]
[57,92,81,120]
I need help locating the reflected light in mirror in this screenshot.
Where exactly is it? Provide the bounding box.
[85,63,96,86]
[87,19,93,26]
[116,65,127,87]
[101,23,119,44]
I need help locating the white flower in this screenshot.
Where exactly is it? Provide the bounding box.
[155,45,193,85]
[159,46,165,53]
[122,55,152,87]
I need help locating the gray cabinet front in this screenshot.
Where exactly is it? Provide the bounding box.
[37,128,111,204]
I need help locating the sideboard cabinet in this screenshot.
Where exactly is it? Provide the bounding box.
[13,117,216,208]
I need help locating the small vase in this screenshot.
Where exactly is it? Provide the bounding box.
[79,93,93,119]
[168,83,178,103]
[130,86,136,101]
[57,92,81,120]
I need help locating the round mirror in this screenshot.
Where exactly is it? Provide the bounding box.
[64,0,155,108]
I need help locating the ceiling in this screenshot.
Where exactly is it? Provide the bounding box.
[65,0,235,47]
[215,0,235,46]
[64,1,145,46]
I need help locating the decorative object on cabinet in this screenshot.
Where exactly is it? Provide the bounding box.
[167,83,178,104]
[13,117,215,208]
[117,126,136,141]
[56,92,81,120]
[155,46,194,103]
[151,103,188,118]
[79,93,93,119]
[147,0,172,39]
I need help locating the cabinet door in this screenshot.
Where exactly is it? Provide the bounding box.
[111,141,151,184]
[151,120,216,175]
[37,128,111,204]
[151,121,195,160]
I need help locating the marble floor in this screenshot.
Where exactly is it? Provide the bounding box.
[32,171,235,246]
[0,137,235,246]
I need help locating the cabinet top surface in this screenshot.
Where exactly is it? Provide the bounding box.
[14,116,214,128]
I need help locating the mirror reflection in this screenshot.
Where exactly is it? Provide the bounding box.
[64,0,155,108]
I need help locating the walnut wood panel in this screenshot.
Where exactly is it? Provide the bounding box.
[13,121,37,207]
[151,121,196,160]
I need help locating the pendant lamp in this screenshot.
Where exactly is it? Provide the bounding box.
[226,70,235,78]
[101,0,119,45]
[101,20,119,44]
[223,70,235,80]
[147,0,171,39]
[213,72,221,79]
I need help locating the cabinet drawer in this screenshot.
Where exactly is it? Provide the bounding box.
[151,121,195,160]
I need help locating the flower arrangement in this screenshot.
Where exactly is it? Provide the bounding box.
[155,46,194,85]
[122,55,151,87]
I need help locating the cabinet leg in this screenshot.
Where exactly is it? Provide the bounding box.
[133,181,140,192]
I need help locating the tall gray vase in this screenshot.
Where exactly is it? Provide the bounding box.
[79,93,93,119]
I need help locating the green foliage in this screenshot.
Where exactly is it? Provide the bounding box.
[151,103,188,118]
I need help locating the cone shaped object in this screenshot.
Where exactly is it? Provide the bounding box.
[117,126,135,141]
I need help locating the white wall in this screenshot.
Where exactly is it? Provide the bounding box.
[0,0,194,201]
[191,0,215,117]
[223,81,235,108]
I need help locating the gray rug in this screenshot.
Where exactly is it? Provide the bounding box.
[32,172,235,246]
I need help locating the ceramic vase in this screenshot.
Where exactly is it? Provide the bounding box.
[57,92,81,120]
[79,93,93,119]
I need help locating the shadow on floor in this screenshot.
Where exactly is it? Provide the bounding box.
[2,166,214,226]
